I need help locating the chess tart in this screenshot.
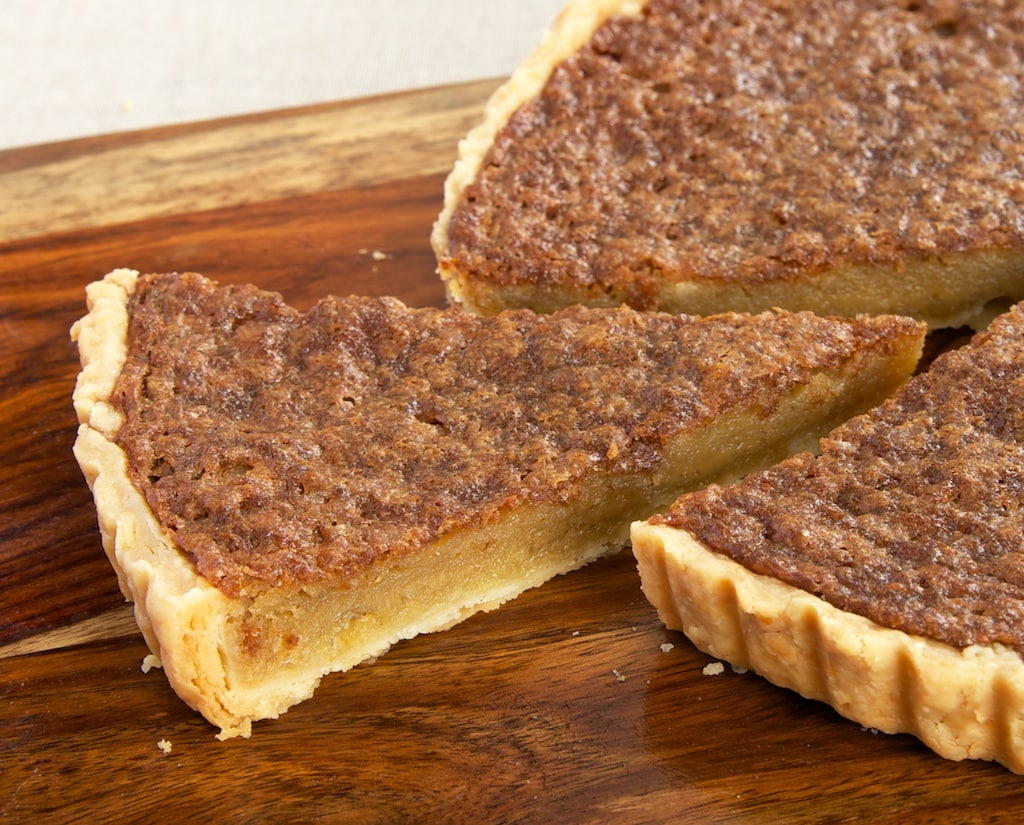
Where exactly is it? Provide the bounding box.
[71,268,923,737]
[634,301,1024,773]
[434,0,1024,327]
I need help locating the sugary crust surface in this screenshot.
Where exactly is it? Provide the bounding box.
[633,301,1024,771]
[435,0,1024,324]
[431,0,643,277]
[632,521,1024,773]
[71,269,923,738]
[110,271,923,599]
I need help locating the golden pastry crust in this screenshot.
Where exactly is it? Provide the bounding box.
[71,269,924,738]
[434,0,1024,327]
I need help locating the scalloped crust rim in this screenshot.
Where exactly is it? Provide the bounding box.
[631,520,1024,773]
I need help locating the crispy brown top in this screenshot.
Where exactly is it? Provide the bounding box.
[655,301,1024,654]
[445,0,1024,305]
[112,272,917,597]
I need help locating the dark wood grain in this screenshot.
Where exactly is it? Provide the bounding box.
[1,81,1021,823]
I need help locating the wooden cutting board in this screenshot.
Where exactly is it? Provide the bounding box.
[2,79,1022,823]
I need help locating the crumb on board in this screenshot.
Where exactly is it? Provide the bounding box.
[157,739,172,755]
[702,661,726,676]
[659,642,675,653]
[141,654,161,673]
[612,668,627,682]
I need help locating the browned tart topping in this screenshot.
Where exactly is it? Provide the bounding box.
[112,272,914,596]
[655,302,1024,653]
[445,0,1024,303]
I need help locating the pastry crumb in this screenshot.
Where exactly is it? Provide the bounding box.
[612,668,627,682]
[141,654,161,673]
[702,661,726,676]
[659,642,675,653]
[156,739,172,754]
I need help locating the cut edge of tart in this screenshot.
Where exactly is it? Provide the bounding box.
[443,245,1024,333]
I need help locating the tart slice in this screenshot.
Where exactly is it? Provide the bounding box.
[433,0,1024,326]
[633,301,1024,773]
[71,268,923,738]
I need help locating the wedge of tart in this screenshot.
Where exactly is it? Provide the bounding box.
[71,268,923,738]
[433,0,1024,327]
[633,301,1024,773]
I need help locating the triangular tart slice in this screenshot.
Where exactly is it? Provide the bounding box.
[433,0,1024,326]
[71,268,923,738]
[633,301,1024,773]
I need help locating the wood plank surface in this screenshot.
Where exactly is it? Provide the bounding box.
[2,79,1023,823]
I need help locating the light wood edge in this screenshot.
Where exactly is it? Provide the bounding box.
[631,520,1024,774]
[0,606,140,660]
[431,0,648,307]
[0,79,501,246]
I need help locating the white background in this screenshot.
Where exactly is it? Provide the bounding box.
[1,0,566,150]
